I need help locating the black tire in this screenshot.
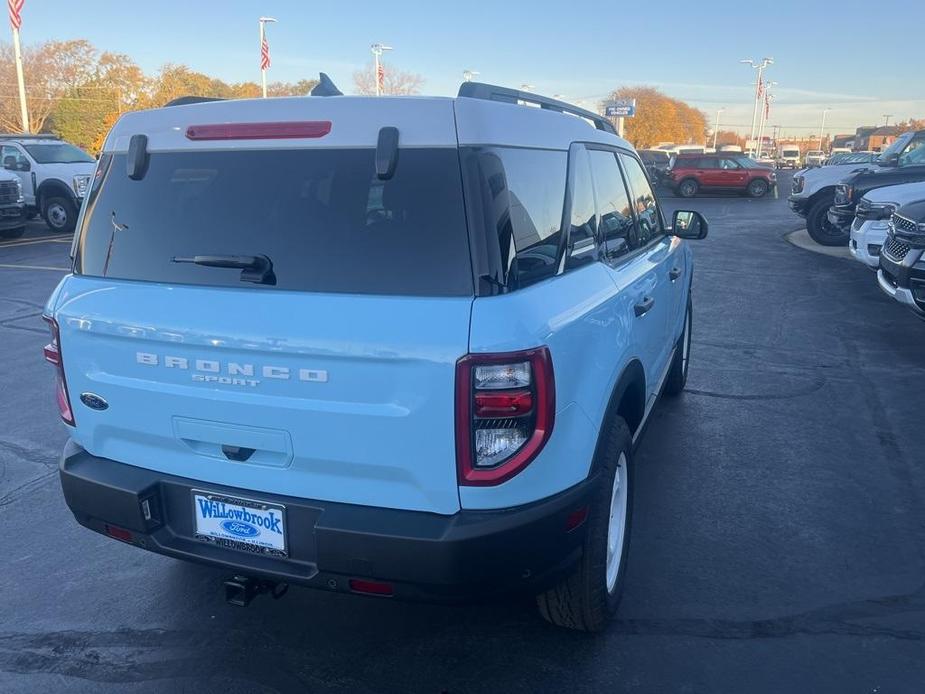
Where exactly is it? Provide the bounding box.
[747,178,769,198]
[42,196,77,234]
[0,226,25,240]
[536,417,633,632]
[806,197,848,246]
[664,296,692,397]
[676,179,698,198]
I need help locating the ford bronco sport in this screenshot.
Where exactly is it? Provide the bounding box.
[44,80,707,632]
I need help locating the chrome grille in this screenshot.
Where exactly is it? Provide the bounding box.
[883,234,911,261]
[893,214,917,234]
[0,180,18,205]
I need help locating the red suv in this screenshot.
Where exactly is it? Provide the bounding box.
[666,153,776,198]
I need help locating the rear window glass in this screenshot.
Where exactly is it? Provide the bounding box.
[464,146,567,288]
[75,148,473,296]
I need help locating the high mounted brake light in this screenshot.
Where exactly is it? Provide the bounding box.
[455,347,555,486]
[42,315,74,425]
[185,121,332,141]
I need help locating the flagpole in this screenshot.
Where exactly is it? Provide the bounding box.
[9,4,29,132]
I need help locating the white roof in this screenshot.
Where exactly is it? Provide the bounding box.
[104,94,631,153]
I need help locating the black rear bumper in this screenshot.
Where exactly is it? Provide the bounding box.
[59,440,597,602]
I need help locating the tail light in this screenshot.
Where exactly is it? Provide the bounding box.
[455,347,555,486]
[42,315,74,425]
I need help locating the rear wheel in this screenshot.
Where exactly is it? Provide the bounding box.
[677,179,698,198]
[536,417,633,632]
[806,197,848,246]
[42,196,77,234]
[747,178,769,197]
[0,226,25,239]
[664,296,692,397]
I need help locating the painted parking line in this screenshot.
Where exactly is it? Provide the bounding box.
[0,234,72,248]
[0,263,69,271]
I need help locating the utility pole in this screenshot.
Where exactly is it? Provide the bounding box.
[258,17,277,99]
[740,57,773,155]
[882,114,893,126]
[819,107,831,150]
[371,43,392,96]
[712,107,725,149]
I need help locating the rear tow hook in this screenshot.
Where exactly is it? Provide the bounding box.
[223,575,289,607]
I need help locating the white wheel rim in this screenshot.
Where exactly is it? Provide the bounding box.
[682,309,691,372]
[605,452,629,592]
[48,203,67,228]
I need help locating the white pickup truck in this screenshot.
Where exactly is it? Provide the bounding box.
[0,135,95,233]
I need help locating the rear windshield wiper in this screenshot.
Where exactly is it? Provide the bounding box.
[171,254,276,286]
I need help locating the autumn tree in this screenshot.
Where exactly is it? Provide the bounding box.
[605,86,708,149]
[353,63,423,95]
[0,39,99,133]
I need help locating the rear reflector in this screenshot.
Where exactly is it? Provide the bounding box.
[565,506,589,532]
[348,578,394,597]
[185,121,332,141]
[105,524,134,542]
[474,390,533,417]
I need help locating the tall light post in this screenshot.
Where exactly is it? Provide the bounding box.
[371,43,392,96]
[258,17,277,99]
[712,107,725,149]
[740,57,773,155]
[819,107,831,150]
[463,69,479,82]
[756,88,775,157]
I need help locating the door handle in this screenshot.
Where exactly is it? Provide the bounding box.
[634,296,655,317]
[669,266,682,281]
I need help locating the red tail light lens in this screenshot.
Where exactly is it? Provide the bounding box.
[42,315,74,425]
[456,347,555,486]
[348,578,394,596]
[185,121,332,141]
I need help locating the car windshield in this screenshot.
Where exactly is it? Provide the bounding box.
[22,142,94,164]
[877,133,914,163]
[734,156,769,169]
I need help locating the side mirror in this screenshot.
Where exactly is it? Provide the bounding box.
[17,160,29,172]
[671,210,708,239]
[879,152,899,167]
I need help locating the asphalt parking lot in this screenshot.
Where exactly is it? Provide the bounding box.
[3,174,925,693]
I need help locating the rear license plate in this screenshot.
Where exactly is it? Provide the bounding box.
[192,491,287,556]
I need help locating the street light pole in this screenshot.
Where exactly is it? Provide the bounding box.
[258,17,277,99]
[741,57,773,155]
[819,108,831,150]
[712,108,725,149]
[371,43,392,96]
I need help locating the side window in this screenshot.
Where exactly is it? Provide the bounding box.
[697,157,718,169]
[1,145,27,171]
[620,154,664,248]
[899,135,925,166]
[476,147,568,288]
[720,158,741,170]
[565,146,597,270]
[588,150,634,261]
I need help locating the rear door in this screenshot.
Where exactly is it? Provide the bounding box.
[58,140,473,515]
[717,156,749,188]
[589,148,671,398]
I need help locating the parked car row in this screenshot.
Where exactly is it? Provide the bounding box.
[0,134,96,239]
[788,130,925,246]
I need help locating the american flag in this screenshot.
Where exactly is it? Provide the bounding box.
[377,62,385,92]
[260,35,271,70]
[8,0,24,29]
[756,76,763,99]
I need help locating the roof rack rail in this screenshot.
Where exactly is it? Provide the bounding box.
[457,82,617,136]
[163,96,227,107]
[0,133,60,140]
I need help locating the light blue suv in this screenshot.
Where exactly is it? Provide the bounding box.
[44,81,707,631]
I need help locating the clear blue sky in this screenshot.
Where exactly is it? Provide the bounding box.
[18,0,925,137]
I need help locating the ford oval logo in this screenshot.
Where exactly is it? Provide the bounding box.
[79,392,109,410]
[221,520,260,538]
